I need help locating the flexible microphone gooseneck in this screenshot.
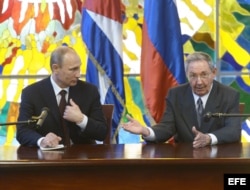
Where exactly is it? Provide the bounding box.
[33,107,50,128]
[204,112,250,119]
[0,107,50,127]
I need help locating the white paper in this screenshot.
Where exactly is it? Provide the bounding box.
[40,144,65,151]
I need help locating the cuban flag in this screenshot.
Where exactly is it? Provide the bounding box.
[81,0,125,142]
[241,119,250,142]
[141,0,186,123]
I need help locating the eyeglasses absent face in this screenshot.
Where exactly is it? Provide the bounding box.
[52,51,81,88]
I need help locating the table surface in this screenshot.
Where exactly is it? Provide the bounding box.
[1,142,250,166]
[1,142,250,190]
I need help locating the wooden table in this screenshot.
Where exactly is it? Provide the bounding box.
[1,143,250,190]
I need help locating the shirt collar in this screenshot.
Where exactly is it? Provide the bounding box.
[193,83,213,107]
[50,76,69,95]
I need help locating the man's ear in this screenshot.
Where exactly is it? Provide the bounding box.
[51,64,59,72]
[213,68,217,75]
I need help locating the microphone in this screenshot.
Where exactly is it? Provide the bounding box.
[204,112,213,119]
[0,107,49,127]
[35,107,49,128]
[204,112,250,119]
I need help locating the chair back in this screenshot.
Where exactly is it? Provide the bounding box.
[102,104,114,144]
[239,103,245,114]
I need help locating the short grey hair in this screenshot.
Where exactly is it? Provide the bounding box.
[185,52,215,73]
[50,46,76,70]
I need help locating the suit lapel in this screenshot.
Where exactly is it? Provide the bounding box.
[181,85,199,128]
[204,81,220,112]
[41,78,62,125]
[68,81,84,111]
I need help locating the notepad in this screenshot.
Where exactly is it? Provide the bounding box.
[40,144,65,151]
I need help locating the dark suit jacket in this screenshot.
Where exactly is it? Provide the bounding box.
[16,77,107,146]
[150,80,241,144]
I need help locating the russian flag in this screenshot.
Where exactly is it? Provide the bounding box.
[81,0,125,142]
[141,0,186,123]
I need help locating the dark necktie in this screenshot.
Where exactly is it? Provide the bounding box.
[59,90,70,146]
[197,98,204,127]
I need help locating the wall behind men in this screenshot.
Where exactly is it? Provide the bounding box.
[0,0,250,145]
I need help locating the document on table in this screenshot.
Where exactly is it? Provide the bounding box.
[40,144,65,151]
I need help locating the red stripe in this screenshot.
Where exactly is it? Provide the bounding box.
[141,23,178,123]
[83,0,122,23]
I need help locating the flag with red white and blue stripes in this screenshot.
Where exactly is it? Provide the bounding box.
[81,0,125,142]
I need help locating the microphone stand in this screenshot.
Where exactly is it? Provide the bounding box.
[0,116,39,126]
[0,119,37,126]
[205,113,250,119]
[212,113,250,117]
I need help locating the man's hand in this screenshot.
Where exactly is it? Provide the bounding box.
[192,126,211,148]
[122,115,150,137]
[63,99,84,124]
[40,132,62,148]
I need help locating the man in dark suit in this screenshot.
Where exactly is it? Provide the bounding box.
[122,52,241,148]
[16,46,107,148]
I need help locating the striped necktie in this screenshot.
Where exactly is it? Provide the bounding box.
[197,98,204,127]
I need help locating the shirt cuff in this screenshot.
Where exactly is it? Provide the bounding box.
[208,133,218,145]
[142,127,156,141]
[77,114,88,131]
[37,137,44,147]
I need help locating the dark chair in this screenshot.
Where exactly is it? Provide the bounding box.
[239,103,245,114]
[102,104,114,144]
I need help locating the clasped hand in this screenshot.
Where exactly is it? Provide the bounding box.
[192,126,211,148]
[41,132,62,148]
[63,98,84,124]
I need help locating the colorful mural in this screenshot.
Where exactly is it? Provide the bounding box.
[1,0,250,145]
[0,0,86,145]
